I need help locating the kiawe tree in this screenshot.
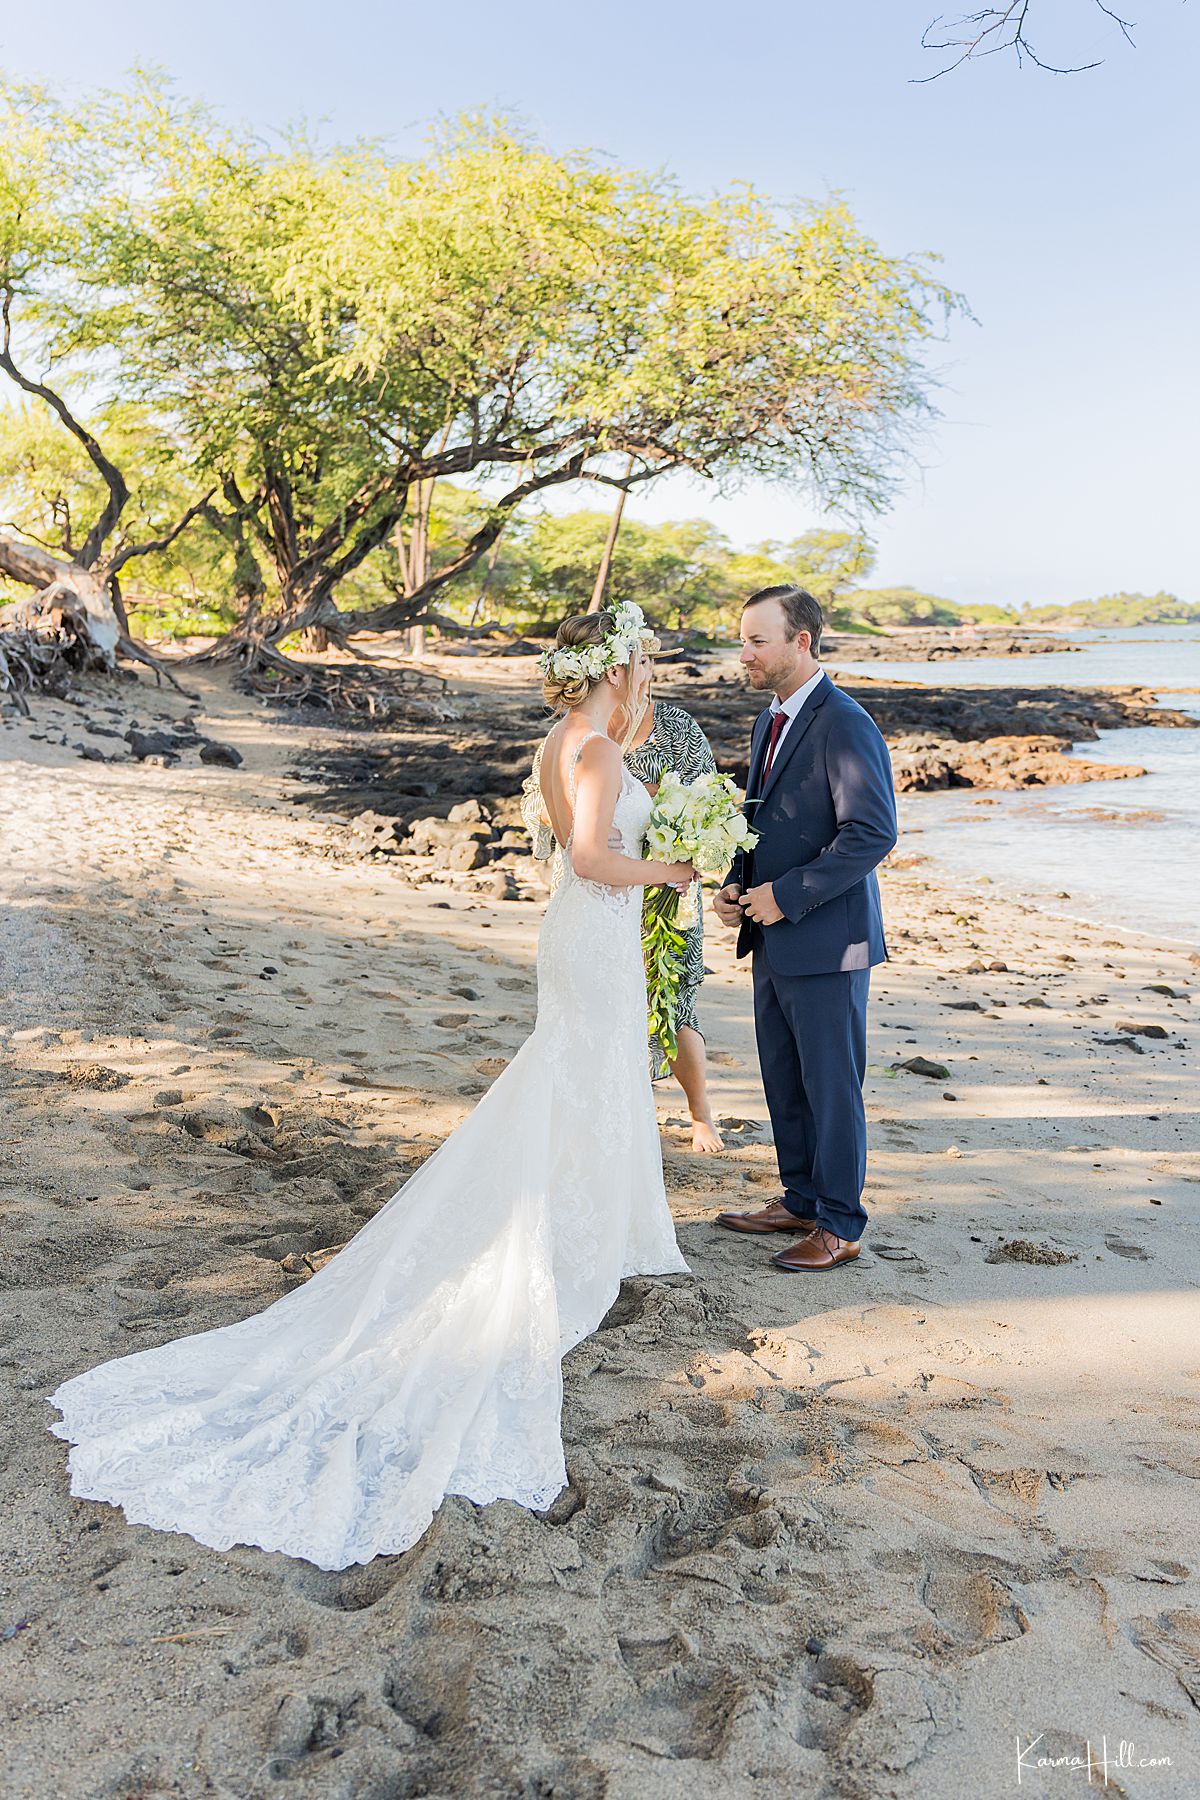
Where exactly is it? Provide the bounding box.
[0,79,963,674]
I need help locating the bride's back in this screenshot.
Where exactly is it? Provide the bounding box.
[539,718,605,851]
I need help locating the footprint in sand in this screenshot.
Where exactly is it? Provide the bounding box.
[1104,1234,1151,1260]
[871,1243,920,1263]
[118,1286,196,1324]
[921,1567,1030,1651]
[1129,1610,1200,1709]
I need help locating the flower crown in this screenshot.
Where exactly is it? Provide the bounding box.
[538,601,655,686]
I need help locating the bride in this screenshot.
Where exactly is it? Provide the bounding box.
[48,603,695,1570]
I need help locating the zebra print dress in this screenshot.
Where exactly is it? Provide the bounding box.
[624,702,717,1066]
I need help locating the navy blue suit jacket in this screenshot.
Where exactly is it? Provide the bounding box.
[726,675,898,976]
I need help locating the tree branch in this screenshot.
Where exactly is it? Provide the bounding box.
[0,285,131,566]
[914,0,1138,79]
[335,451,595,637]
[102,487,218,578]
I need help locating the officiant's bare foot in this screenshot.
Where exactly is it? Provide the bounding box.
[691,1116,724,1153]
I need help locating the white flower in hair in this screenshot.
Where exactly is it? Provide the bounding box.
[538,601,655,686]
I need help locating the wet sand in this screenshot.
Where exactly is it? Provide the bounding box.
[1,661,1197,1800]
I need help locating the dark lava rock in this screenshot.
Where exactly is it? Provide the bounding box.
[125,728,178,760]
[199,740,244,768]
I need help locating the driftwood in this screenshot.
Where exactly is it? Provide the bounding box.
[0,539,120,659]
[235,660,449,721]
[0,620,88,712]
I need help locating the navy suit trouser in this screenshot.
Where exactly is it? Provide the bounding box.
[751,947,870,1242]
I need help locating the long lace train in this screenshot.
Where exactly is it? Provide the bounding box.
[48,740,688,1568]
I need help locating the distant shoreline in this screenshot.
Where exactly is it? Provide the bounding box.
[823,625,1078,662]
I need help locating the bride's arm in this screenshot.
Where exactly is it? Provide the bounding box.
[572,737,692,891]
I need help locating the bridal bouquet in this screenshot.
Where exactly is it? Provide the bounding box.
[642,771,757,1062]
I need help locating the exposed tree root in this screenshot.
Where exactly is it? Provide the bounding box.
[234,659,448,721]
[114,631,198,699]
[0,625,83,712]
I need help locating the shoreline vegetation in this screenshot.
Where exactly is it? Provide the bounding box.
[3,654,1197,1796]
[78,558,1200,667]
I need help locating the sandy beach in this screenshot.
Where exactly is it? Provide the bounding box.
[2,657,1197,1800]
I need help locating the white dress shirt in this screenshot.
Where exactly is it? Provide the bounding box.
[767,666,826,759]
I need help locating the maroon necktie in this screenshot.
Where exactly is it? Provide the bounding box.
[760,710,787,787]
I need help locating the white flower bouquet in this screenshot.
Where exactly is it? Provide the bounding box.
[642,770,757,1061]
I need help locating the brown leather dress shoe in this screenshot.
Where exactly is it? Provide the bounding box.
[715,1199,818,1234]
[771,1228,861,1272]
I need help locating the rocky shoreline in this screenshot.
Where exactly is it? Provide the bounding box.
[822,625,1076,661]
[5,645,1194,892]
[287,654,1196,884]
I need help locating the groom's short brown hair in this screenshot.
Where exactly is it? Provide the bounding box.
[743,585,823,656]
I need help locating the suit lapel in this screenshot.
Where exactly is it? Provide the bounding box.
[757,679,829,803]
[745,708,774,802]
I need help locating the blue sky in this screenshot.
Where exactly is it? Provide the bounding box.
[2,1,1195,607]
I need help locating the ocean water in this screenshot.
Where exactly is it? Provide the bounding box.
[826,626,1200,949]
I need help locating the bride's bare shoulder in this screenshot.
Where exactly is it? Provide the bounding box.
[576,731,620,766]
[544,722,619,775]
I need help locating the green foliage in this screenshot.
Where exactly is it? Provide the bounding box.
[1023,591,1199,627]
[122,591,241,640]
[456,509,738,632]
[447,515,887,637]
[333,495,1040,642]
[0,82,72,291]
[0,400,231,596]
[0,75,962,641]
[642,888,688,1064]
[839,585,1018,627]
[758,529,877,605]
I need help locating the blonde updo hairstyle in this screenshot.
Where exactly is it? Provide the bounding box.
[542,610,625,713]
[542,608,655,753]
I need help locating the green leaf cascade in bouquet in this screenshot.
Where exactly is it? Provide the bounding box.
[641,771,757,1063]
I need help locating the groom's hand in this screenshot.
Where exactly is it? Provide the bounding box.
[739,882,784,927]
[713,884,743,928]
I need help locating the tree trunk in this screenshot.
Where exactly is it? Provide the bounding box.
[0,534,121,666]
[588,457,635,613]
[397,475,435,660]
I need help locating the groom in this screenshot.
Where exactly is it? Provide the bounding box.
[713,586,897,1271]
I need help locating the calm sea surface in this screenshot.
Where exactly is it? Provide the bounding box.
[825,626,1200,950]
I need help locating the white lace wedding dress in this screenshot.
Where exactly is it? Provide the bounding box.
[48,734,689,1569]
